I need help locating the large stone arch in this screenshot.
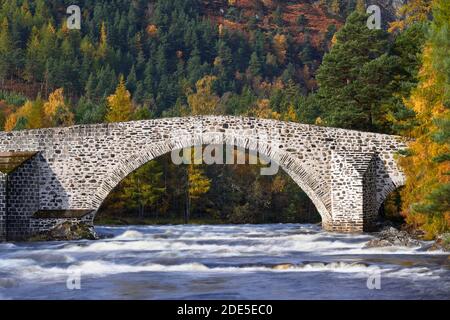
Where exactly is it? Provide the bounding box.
[91,132,332,223]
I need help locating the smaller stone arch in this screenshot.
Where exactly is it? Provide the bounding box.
[374,154,407,214]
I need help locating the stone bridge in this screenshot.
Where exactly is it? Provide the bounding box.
[0,116,406,241]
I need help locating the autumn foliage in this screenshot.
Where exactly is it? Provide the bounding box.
[398,0,450,238]
[4,88,73,131]
[106,76,134,123]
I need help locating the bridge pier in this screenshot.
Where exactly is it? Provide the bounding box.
[0,152,40,241]
[326,151,378,232]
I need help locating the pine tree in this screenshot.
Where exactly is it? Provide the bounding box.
[297,14,308,32]
[387,22,427,133]
[75,96,107,124]
[85,73,97,99]
[315,12,398,131]
[297,14,308,27]
[186,49,203,85]
[126,65,137,94]
[0,18,13,84]
[13,116,28,131]
[119,161,166,218]
[214,41,234,92]
[273,5,284,26]
[24,28,42,82]
[248,52,262,77]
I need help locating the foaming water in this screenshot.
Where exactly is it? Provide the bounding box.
[0,224,448,299]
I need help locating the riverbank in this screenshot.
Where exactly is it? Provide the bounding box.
[366,226,450,251]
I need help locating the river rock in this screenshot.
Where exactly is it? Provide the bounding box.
[271,263,296,270]
[365,227,420,248]
[428,233,450,252]
[30,222,98,241]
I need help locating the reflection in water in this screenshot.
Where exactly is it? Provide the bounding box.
[0,224,448,299]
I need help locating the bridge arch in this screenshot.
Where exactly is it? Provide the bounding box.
[91,132,332,223]
[374,157,406,214]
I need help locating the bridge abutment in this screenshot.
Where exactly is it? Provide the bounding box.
[0,152,40,241]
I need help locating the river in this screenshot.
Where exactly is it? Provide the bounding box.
[0,224,448,299]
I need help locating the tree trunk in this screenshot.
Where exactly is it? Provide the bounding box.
[185,190,190,224]
[185,167,189,224]
[139,203,144,219]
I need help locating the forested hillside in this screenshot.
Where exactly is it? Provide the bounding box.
[0,0,448,238]
[0,0,389,123]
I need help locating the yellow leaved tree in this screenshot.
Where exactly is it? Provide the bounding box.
[248,99,281,120]
[187,75,219,115]
[273,34,287,64]
[283,105,298,122]
[389,0,432,32]
[5,89,71,131]
[97,22,108,58]
[43,88,74,127]
[398,0,449,239]
[182,148,211,223]
[106,76,134,123]
[4,101,33,131]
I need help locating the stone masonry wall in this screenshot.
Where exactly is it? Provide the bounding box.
[329,152,382,232]
[7,156,40,240]
[330,152,365,232]
[0,173,6,241]
[363,156,378,231]
[30,212,95,234]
